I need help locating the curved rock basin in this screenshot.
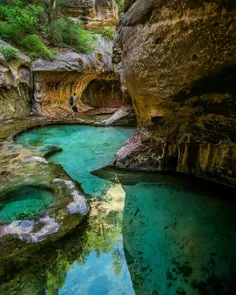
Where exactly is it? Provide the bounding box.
[17,125,134,198]
[2,125,234,295]
[0,186,54,224]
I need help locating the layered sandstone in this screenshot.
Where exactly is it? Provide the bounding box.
[111,0,236,186]
[32,36,124,118]
[0,41,32,120]
[66,0,119,29]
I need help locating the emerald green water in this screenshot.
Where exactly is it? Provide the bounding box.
[0,187,54,224]
[3,125,235,295]
[19,125,133,198]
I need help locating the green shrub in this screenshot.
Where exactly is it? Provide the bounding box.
[0,46,19,62]
[21,34,55,60]
[0,22,19,44]
[0,1,97,58]
[71,24,97,53]
[0,4,43,34]
[45,19,97,53]
[115,0,124,12]
[93,28,114,40]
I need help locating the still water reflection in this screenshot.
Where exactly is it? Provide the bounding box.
[0,125,235,295]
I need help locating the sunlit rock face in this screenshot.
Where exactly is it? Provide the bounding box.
[111,0,236,186]
[0,40,32,120]
[66,0,118,29]
[32,36,124,117]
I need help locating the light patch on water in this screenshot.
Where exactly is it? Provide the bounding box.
[90,183,126,217]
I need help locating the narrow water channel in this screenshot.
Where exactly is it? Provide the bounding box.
[2,125,235,295]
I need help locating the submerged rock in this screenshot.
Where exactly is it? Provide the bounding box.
[111,0,236,186]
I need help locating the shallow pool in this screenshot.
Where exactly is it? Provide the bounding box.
[2,125,235,295]
[0,187,54,224]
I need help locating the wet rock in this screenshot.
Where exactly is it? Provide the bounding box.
[21,156,48,164]
[0,119,89,259]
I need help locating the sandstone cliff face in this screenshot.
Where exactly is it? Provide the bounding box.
[111,0,236,186]
[0,41,32,120]
[66,0,118,29]
[33,36,124,118]
[80,79,123,109]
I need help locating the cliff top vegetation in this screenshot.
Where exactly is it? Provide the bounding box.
[0,0,97,60]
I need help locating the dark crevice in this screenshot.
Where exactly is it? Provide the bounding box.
[170,64,236,102]
[151,116,164,125]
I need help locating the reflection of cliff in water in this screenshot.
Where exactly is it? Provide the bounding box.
[121,172,236,295]
[1,166,236,295]
[0,183,134,295]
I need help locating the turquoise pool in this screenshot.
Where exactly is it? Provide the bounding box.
[1,125,234,295]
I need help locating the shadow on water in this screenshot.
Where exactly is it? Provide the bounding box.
[94,167,236,294]
[97,168,236,295]
[4,125,236,295]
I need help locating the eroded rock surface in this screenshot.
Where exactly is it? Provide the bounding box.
[111,0,236,186]
[66,0,118,28]
[32,36,125,118]
[0,118,89,259]
[0,41,32,120]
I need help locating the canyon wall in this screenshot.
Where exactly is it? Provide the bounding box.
[0,41,32,120]
[32,0,124,118]
[80,79,123,109]
[66,0,118,28]
[111,0,236,186]
[0,0,123,121]
[32,36,124,118]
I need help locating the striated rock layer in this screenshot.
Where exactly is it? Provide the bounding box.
[66,0,118,29]
[111,0,236,186]
[0,41,32,120]
[32,36,125,118]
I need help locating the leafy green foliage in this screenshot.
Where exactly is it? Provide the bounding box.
[0,4,43,33]
[61,19,96,53]
[0,0,97,59]
[21,34,54,60]
[0,22,19,44]
[115,0,124,12]
[94,28,114,40]
[0,46,19,62]
[45,18,96,53]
